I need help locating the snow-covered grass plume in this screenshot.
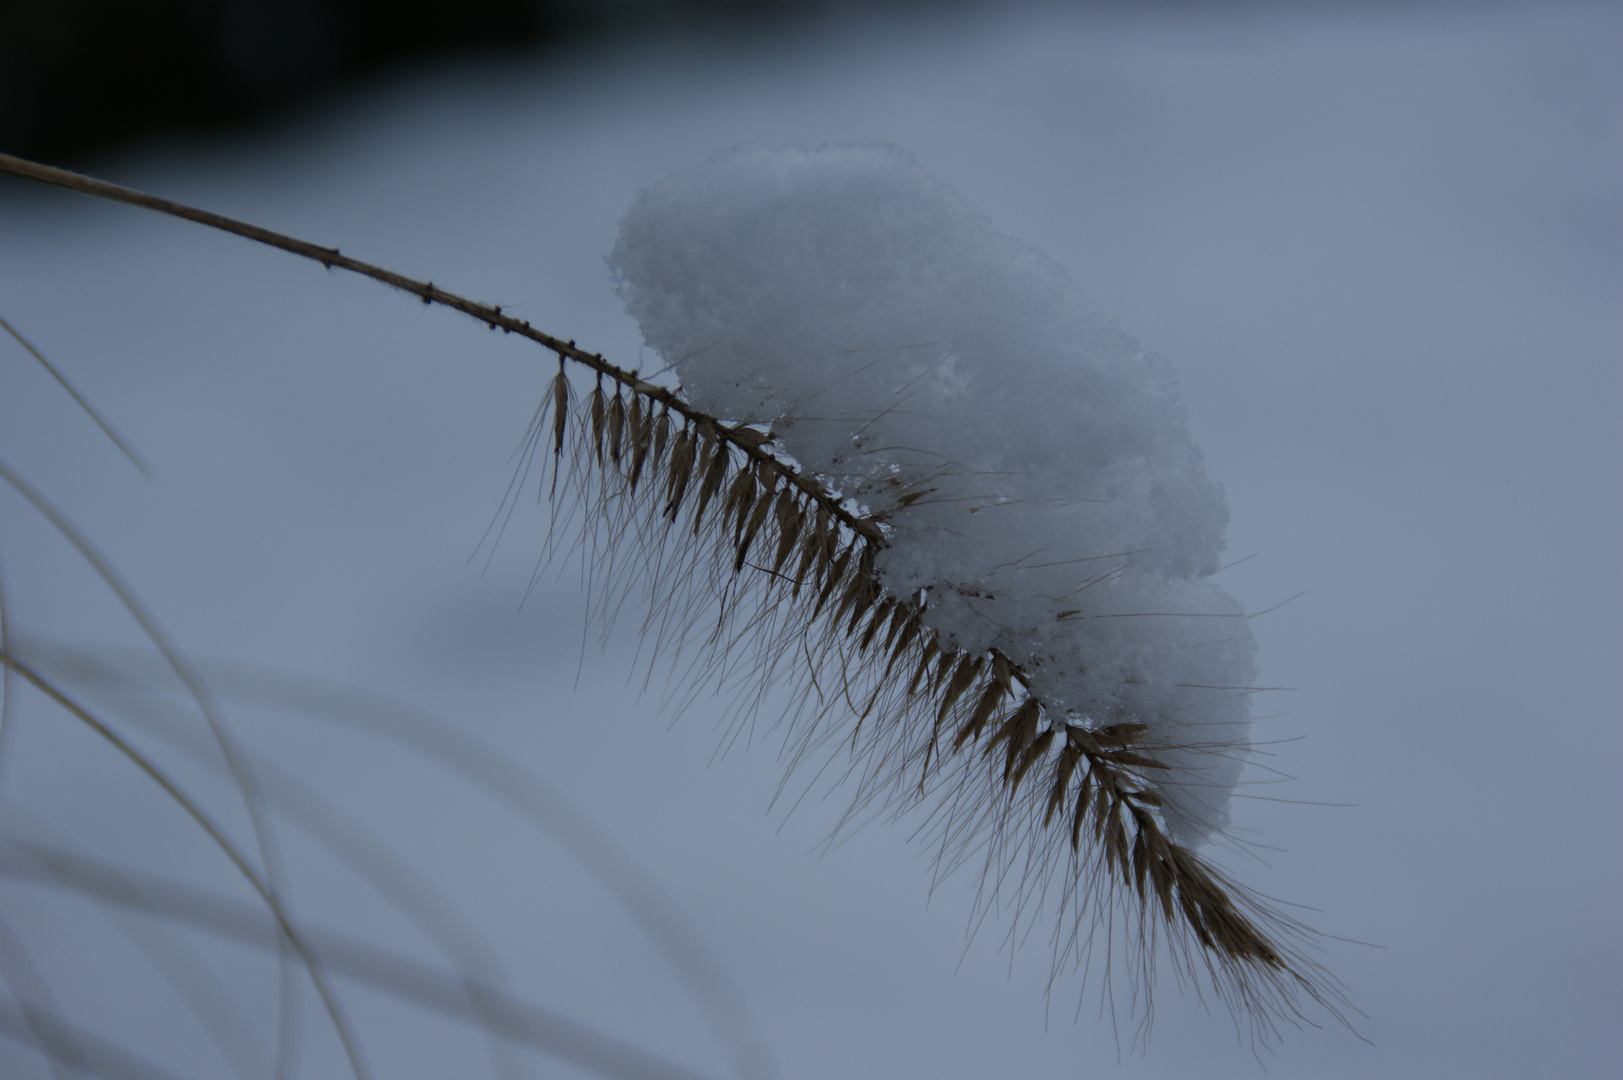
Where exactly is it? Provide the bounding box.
[0,143,1350,1060]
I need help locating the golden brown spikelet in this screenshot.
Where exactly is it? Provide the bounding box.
[550,367,571,460]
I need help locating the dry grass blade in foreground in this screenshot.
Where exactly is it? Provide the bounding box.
[0,149,1352,1047]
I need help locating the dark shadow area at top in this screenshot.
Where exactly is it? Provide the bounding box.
[3,0,1467,167]
[0,0,915,166]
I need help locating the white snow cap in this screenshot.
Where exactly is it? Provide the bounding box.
[609,144,1255,844]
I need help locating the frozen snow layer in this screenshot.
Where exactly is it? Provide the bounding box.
[609,145,1256,843]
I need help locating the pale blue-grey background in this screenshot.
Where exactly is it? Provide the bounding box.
[1,3,1618,1077]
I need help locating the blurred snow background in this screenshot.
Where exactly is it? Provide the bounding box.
[0,2,1618,1078]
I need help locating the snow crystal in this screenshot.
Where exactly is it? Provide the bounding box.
[608,145,1255,845]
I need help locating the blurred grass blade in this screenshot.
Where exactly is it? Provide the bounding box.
[0,839,721,1080]
[0,996,195,1080]
[0,650,371,1080]
[0,314,149,475]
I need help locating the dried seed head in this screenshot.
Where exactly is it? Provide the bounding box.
[651,405,671,465]
[857,597,893,652]
[626,393,651,489]
[606,390,626,464]
[721,462,756,537]
[1008,726,1055,793]
[663,426,694,518]
[1043,743,1082,828]
[935,654,983,727]
[588,382,607,464]
[692,430,730,531]
[905,635,943,697]
[790,506,826,597]
[769,491,804,579]
[952,677,1008,751]
[550,368,571,459]
[1069,766,1094,853]
[734,468,779,571]
[884,607,924,678]
[814,545,853,617]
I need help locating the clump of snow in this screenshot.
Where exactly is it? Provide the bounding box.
[608,145,1255,845]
